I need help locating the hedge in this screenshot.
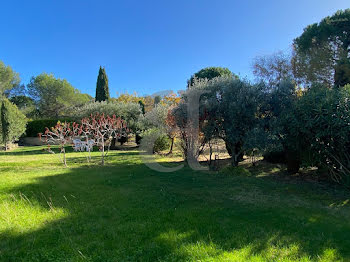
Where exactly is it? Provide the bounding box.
[26,119,75,137]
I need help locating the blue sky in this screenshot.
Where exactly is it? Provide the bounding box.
[1,1,349,97]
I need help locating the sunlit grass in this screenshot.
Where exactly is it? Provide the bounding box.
[0,146,349,261]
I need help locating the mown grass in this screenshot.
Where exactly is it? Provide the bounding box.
[0,146,350,261]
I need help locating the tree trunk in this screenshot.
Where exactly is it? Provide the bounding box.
[110,137,117,150]
[286,149,300,174]
[225,140,243,166]
[231,154,239,167]
[168,137,174,155]
[101,140,105,165]
[63,148,67,167]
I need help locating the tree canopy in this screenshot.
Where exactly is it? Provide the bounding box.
[188,67,237,87]
[27,73,92,118]
[0,61,22,97]
[252,51,293,86]
[293,9,350,87]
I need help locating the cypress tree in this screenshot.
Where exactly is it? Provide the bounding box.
[0,99,27,150]
[95,66,110,102]
[1,101,9,149]
[138,100,145,114]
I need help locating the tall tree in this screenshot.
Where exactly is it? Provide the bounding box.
[252,51,294,86]
[27,73,91,118]
[293,9,350,87]
[95,66,110,102]
[0,61,22,97]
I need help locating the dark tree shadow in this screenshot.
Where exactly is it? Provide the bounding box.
[1,157,350,261]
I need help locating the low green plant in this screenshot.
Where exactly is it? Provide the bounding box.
[219,166,251,176]
[141,128,170,153]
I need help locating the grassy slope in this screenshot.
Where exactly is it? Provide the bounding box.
[0,147,349,262]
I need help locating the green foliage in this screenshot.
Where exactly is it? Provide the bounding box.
[260,80,302,173]
[293,9,350,87]
[143,104,169,130]
[335,57,350,87]
[141,128,170,153]
[138,100,145,114]
[173,76,264,165]
[219,166,251,176]
[252,51,293,86]
[292,84,350,184]
[95,66,110,102]
[26,119,74,137]
[27,73,92,118]
[0,60,22,97]
[153,134,170,153]
[204,77,263,165]
[265,80,299,150]
[154,95,161,106]
[0,98,27,147]
[263,81,350,181]
[10,95,37,118]
[188,67,237,87]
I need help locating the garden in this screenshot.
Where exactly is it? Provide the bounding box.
[0,9,350,262]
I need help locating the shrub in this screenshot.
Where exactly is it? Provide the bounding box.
[141,128,170,153]
[154,134,170,153]
[292,84,350,185]
[0,98,27,149]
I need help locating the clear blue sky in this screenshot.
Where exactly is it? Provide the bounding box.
[1,0,349,97]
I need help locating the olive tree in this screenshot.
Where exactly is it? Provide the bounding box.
[209,77,263,166]
[174,76,263,166]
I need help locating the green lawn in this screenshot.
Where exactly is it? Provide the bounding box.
[0,147,350,261]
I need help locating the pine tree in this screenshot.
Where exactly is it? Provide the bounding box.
[95,66,110,102]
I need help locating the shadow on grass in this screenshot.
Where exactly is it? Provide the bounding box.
[1,157,350,261]
[0,145,141,157]
[0,147,47,156]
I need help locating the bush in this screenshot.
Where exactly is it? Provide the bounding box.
[219,166,251,176]
[0,99,27,148]
[153,135,170,153]
[26,119,74,137]
[292,84,350,185]
[141,129,170,153]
